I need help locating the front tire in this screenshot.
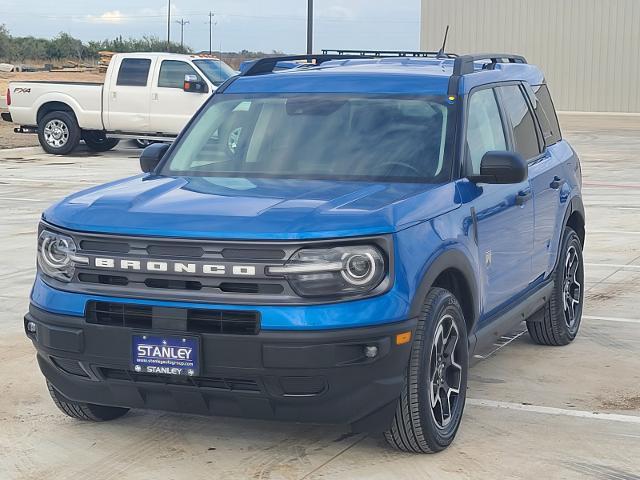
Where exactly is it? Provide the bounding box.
[47,381,129,421]
[384,287,469,453]
[37,111,81,155]
[82,130,120,152]
[527,227,584,346]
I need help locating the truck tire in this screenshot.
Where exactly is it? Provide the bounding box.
[37,111,81,155]
[384,287,468,453]
[47,381,129,422]
[527,227,584,346]
[82,130,120,152]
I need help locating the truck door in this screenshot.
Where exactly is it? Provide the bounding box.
[105,56,152,133]
[465,86,535,322]
[149,60,211,135]
[525,83,568,279]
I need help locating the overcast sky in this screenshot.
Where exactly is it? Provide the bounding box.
[0,0,423,53]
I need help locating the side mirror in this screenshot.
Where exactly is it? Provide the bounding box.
[183,74,208,93]
[140,143,170,173]
[468,151,528,184]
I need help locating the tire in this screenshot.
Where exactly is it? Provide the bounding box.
[384,287,469,453]
[527,227,584,346]
[82,130,120,152]
[135,139,153,148]
[37,111,81,155]
[47,380,129,422]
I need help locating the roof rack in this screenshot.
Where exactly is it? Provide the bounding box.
[321,49,458,59]
[240,54,367,77]
[448,53,528,95]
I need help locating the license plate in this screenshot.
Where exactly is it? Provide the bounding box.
[132,334,199,376]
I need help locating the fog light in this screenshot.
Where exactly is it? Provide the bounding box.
[26,321,37,334]
[364,345,378,358]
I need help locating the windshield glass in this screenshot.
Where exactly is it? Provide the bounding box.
[161,94,455,183]
[193,59,236,85]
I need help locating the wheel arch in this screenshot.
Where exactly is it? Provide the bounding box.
[409,248,479,335]
[565,196,585,247]
[37,101,78,125]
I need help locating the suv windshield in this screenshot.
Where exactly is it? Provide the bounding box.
[193,59,236,85]
[161,94,455,183]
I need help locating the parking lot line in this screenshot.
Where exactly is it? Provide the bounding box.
[583,315,640,324]
[585,263,640,269]
[467,399,640,424]
[587,230,640,235]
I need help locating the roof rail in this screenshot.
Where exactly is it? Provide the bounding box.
[322,49,458,59]
[240,54,368,77]
[448,53,528,95]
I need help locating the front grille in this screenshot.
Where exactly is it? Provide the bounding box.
[100,368,261,392]
[86,301,260,335]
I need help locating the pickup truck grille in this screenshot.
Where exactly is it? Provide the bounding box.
[53,229,305,304]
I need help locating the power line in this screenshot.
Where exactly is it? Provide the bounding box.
[166,0,171,51]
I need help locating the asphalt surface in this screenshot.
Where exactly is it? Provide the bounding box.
[1,117,639,480]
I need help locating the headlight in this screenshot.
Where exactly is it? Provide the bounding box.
[267,245,387,297]
[38,230,88,282]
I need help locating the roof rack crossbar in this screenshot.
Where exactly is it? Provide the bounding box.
[452,53,527,76]
[322,49,458,59]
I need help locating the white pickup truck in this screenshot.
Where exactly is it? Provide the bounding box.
[2,52,236,154]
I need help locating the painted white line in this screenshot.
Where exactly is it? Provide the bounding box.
[2,177,97,185]
[585,263,640,270]
[583,315,640,324]
[0,196,47,203]
[467,399,640,425]
[588,230,640,235]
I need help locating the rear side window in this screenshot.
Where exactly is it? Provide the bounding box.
[498,85,542,160]
[466,88,507,175]
[116,58,151,87]
[531,84,562,145]
[158,60,201,88]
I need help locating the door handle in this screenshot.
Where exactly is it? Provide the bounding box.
[550,175,565,189]
[515,190,532,206]
[111,91,117,99]
[152,93,159,101]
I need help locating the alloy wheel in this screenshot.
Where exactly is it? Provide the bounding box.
[43,119,69,148]
[563,244,582,328]
[429,314,463,429]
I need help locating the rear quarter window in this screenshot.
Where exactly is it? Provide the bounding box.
[497,85,542,160]
[531,84,562,146]
[116,58,151,87]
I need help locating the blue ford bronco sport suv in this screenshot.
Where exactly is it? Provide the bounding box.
[26,50,585,453]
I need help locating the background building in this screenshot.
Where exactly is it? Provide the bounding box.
[421,0,640,113]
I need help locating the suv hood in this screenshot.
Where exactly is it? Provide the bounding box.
[44,175,459,240]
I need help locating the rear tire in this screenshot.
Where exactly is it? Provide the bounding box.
[384,287,468,453]
[82,130,120,152]
[37,111,81,155]
[47,381,129,422]
[527,226,584,346]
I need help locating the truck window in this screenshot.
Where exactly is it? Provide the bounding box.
[497,85,542,160]
[116,58,151,87]
[531,84,562,146]
[466,88,507,175]
[158,60,201,89]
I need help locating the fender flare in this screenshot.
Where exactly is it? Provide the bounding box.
[408,247,480,329]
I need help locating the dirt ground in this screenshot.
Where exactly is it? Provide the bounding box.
[0,70,105,149]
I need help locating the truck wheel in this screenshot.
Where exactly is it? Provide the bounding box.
[37,111,81,155]
[47,381,129,422]
[527,227,584,346]
[384,287,468,453]
[82,130,120,152]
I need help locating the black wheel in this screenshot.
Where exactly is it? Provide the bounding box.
[82,130,120,152]
[47,380,129,422]
[37,111,81,155]
[527,226,584,346]
[134,139,153,148]
[384,287,468,453]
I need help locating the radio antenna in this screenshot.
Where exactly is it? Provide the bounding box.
[436,25,450,58]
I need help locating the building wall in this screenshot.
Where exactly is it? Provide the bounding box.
[421,0,640,112]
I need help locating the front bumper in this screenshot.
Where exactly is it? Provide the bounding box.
[26,304,416,431]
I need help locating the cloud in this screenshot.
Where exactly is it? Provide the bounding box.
[86,10,126,24]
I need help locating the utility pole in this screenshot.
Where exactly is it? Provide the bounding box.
[176,18,189,49]
[208,11,215,56]
[306,0,313,54]
[166,0,171,51]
